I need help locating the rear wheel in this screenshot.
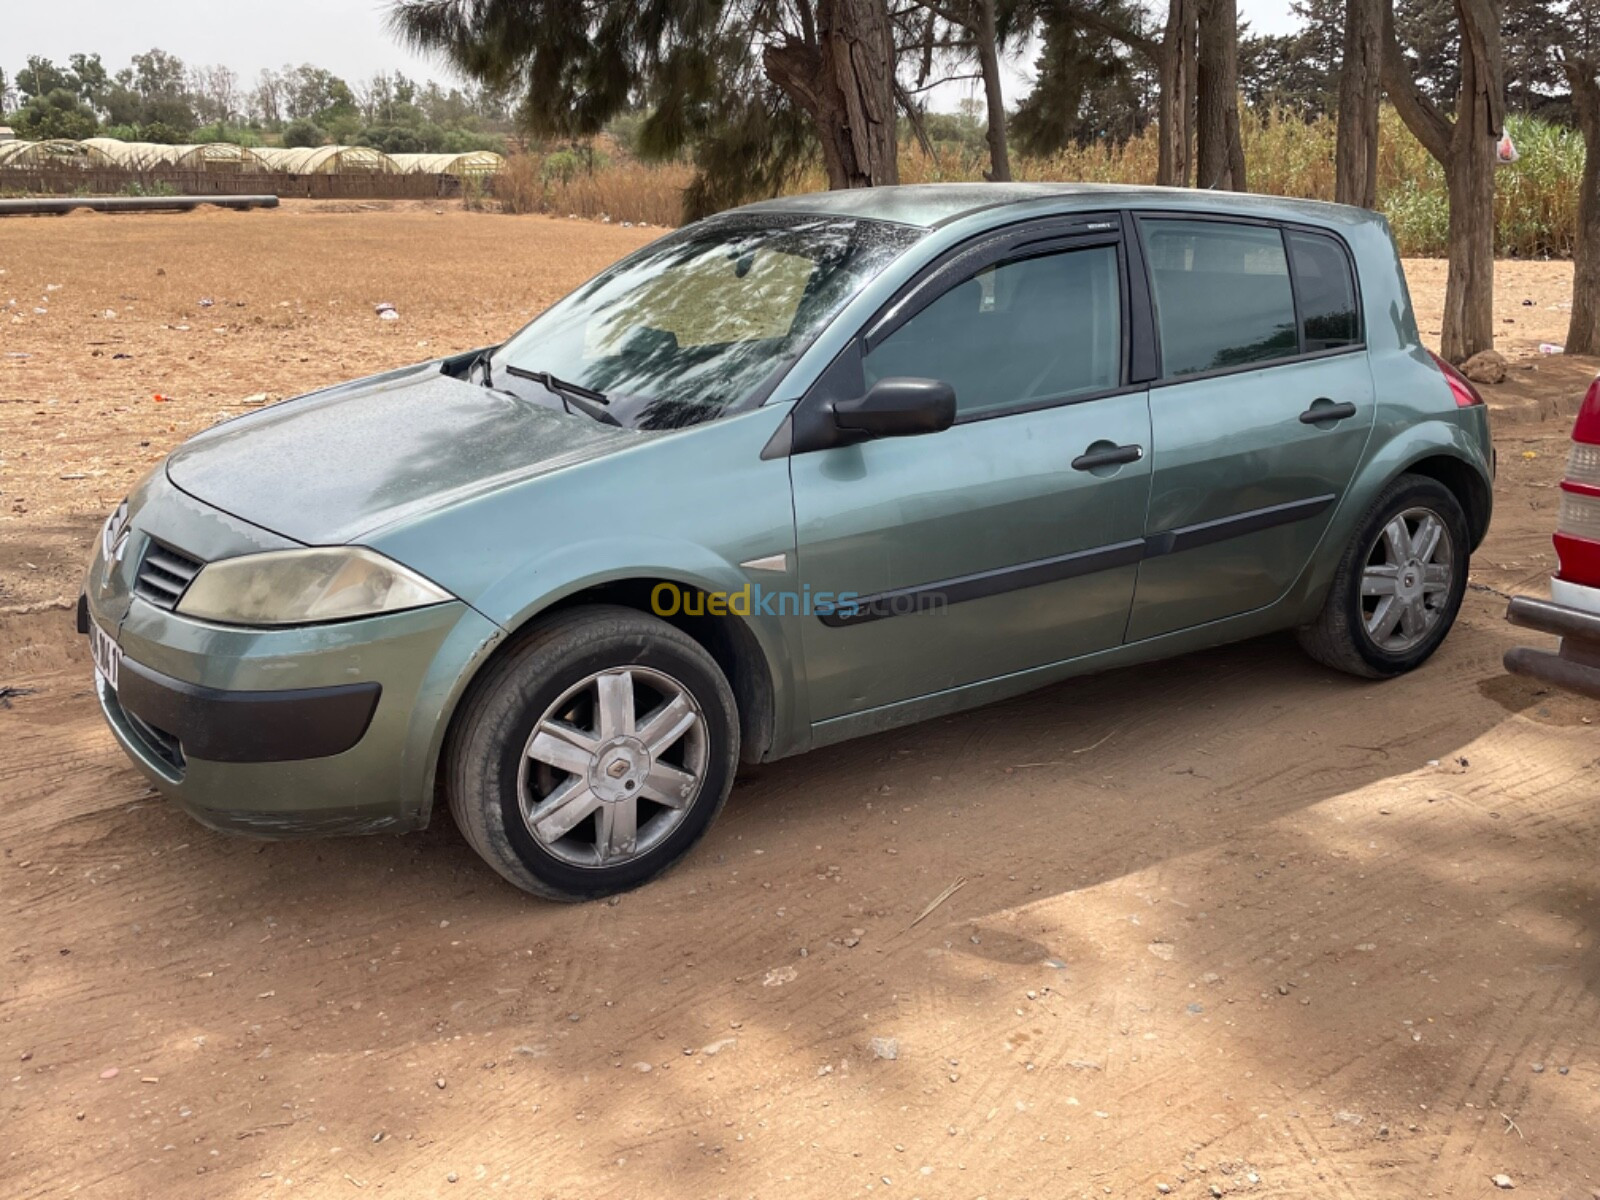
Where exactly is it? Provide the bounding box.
[446,606,739,900]
[1297,474,1469,678]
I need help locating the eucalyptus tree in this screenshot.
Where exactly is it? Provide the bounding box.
[1337,0,1384,207]
[1381,0,1505,361]
[390,0,899,210]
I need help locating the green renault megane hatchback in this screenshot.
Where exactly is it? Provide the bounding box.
[82,183,1494,899]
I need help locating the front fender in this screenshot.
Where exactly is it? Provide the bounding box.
[480,536,807,758]
[370,404,810,792]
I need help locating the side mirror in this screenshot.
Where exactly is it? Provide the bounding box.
[832,377,956,439]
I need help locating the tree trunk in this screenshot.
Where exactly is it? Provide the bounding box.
[1195,0,1242,190]
[1336,0,1383,208]
[763,0,899,190]
[1440,124,1496,361]
[975,0,1011,181]
[1440,0,1503,361]
[1565,59,1600,355]
[1225,102,1247,191]
[1157,0,1196,186]
[1381,0,1502,361]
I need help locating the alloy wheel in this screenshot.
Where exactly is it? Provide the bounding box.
[517,666,708,868]
[1359,505,1455,654]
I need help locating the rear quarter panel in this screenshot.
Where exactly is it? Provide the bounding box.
[1283,214,1493,622]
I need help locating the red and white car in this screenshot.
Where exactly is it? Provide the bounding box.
[1505,376,1600,698]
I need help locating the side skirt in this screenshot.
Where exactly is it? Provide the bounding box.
[805,596,1303,752]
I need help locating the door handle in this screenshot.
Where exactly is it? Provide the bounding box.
[1299,399,1358,425]
[1071,443,1144,471]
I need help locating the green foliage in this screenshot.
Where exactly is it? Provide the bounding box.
[121,178,178,197]
[135,121,188,144]
[540,147,589,183]
[16,56,75,101]
[604,110,648,157]
[320,109,362,144]
[190,122,263,146]
[11,87,98,139]
[281,117,326,148]
[1010,0,1153,155]
[440,127,503,153]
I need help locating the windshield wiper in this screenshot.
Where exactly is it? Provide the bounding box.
[504,364,620,427]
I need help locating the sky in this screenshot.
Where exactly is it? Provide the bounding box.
[5,0,1305,113]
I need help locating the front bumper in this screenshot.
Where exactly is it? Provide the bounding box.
[1504,589,1600,701]
[87,592,502,837]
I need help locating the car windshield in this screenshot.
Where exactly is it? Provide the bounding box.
[491,214,924,430]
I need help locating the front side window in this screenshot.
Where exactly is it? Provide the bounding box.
[864,244,1122,417]
[1287,230,1360,352]
[493,216,923,430]
[1143,219,1298,377]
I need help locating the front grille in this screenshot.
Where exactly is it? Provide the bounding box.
[134,541,204,610]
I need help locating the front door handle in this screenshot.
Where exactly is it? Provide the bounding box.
[1071,443,1144,472]
[1299,399,1358,425]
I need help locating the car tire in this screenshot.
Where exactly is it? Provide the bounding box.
[445,605,740,901]
[1297,473,1470,679]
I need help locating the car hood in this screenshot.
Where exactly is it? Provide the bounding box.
[166,363,644,544]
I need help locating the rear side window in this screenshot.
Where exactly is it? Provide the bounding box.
[1142,219,1298,377]
[1287,230,1360,352]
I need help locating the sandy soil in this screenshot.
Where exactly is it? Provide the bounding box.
[3,205,1600,1200]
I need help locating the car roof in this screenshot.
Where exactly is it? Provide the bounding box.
[733,181,1377,231]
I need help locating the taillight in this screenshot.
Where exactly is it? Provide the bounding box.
[1554,377,1600,587]
[1572,377,1600,443]
[1429,350,1485,408]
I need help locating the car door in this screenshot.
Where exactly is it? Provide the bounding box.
[1124,216,1376,643]
[788,218,1155,722]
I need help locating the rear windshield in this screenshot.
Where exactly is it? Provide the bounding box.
[493,215,924,430]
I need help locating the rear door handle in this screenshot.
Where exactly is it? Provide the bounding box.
[1299,399,1358,425]
[1071,443,1144,471]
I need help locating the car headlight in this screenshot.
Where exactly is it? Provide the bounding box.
[175,547,454,626]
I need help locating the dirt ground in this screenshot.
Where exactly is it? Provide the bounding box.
[3,203,1600,1200]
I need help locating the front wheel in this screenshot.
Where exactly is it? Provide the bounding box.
[1297,474,1470,679]
[445,605,740,900]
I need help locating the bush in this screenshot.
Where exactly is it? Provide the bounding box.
[190,123,262,147]
[281,118,325,148]
[136,122,189,145]
[10,88,98,140]
[494,151,687,226]
[440,128,504,154]
[121,179,178,197]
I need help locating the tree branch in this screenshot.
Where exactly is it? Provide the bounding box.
[900,0,976,32]
[1380,0,1452,163]
[1071,4,1159,62]
[1563,55,1600,143]
[895,79,939,160]
[900,72,984,93]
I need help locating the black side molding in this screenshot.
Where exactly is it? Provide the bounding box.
[819,493,1337,628]
[1143,494,1334,557]
[76,593,90,635]
[819,540,1146,628]
[116,658,381,764]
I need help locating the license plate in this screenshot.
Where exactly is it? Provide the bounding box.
[90,621,121,691]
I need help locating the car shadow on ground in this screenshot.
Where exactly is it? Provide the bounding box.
[13,597,1600,1197]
